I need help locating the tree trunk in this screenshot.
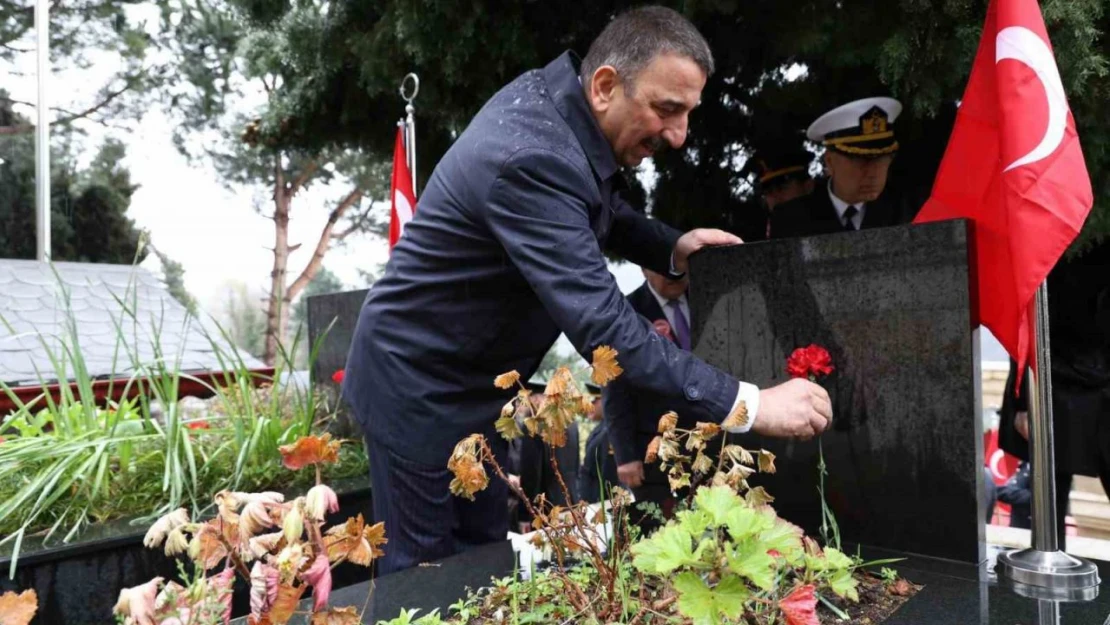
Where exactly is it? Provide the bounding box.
[286,187,363,302]
[264,157,291,365]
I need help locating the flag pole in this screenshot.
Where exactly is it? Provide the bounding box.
[996,281,1099,599]
[400,73,419,197]
[35,0,50,262]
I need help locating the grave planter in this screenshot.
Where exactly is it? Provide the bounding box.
[252,541,1110,624]
[0,478,373,625]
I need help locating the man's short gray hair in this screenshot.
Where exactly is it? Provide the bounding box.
[580,6,714,93]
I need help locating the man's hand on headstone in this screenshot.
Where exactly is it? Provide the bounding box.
[752,378,832,440]
[673,229,743,274]
[617,461,645,489]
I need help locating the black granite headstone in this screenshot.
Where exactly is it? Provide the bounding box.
[688,220,984,565]
[307,289,369,437]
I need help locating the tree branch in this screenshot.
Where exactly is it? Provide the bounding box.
[0,95,117,128]
[286,187,363,300]
[287,160,319,196]
[0,78,138,135]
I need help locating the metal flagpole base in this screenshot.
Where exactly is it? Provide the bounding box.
[997,548,1100,601]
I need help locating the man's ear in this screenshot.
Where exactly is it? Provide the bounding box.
[589,66,621,113]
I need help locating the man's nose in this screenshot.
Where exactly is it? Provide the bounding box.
[662,116,688,149]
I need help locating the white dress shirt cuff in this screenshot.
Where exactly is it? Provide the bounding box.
[667,252,685,279]
[723,382,761,434]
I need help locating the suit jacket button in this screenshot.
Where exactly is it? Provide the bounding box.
[686,386,701,400]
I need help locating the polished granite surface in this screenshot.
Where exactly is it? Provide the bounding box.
[687,221,984,565]
[878,544,1110,624]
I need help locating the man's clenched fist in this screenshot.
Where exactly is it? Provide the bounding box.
[753,378,832,440]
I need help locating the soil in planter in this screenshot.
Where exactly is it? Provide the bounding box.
[817,571,921,624]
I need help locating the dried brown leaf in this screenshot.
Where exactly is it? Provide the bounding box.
[325,515,387,567]
[268,583,306,625]
[0,590,37,625]
[657,412,678,433]
[890,579,914,596]
[493,370,520,390]
[758,449,777,474]
[645,436,662,464]
[279,434,341,471]
[695,422,721,439]
[746,486,776,507]
[311,606,361,625]
[192,524,229,570]
[722,400,749,430]
[692,452,713,474]
[590,345,623,386]
[544,367,573,396]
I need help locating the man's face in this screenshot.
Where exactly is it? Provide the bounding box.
[644,268,688,301]
[589,53,707,167]
[762,178,815,211]
[824,151,894,204]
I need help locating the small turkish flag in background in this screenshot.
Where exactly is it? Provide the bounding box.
[389,128,417,251]
[914,0,1093,377]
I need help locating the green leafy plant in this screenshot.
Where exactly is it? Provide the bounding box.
[0,264,367,577]
[630,485,857,625]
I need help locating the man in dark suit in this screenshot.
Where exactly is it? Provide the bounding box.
[771,98,909,238]
[603,268,695,524]
[343,6,832,574]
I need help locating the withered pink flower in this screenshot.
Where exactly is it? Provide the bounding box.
[207,567,235,624]
[113,576,163,625]
[305,485,339,521]
[143,509,189,549]
[301,554,333,612]
[250,561,280,619]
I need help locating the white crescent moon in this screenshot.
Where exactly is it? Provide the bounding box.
[394,190,414,237]
[995,26,1069,172]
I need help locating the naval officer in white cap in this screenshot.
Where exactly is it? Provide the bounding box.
[770,97,910,238]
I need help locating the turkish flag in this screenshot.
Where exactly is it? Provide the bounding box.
[389,127,417,251]
[914,0,1093,376]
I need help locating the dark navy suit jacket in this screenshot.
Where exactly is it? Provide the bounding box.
[343,52,739,465]
[769,182,906,239]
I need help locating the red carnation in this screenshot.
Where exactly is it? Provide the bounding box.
[786,344,834,381]
[186,420,210,430]
[332,369,346,384]
[652,319,674,341]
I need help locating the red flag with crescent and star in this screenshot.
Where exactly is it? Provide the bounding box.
[913,0,1093,378]
[389,127,416,251]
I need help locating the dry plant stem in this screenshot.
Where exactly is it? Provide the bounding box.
[475,440,593,612]
[546,451,612,586]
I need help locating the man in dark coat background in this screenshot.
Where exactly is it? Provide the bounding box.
[998,239,1110,547]
[343,6,832,574]
[603,268,697,524]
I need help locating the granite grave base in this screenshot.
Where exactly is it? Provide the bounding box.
[237,539,1110,624]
